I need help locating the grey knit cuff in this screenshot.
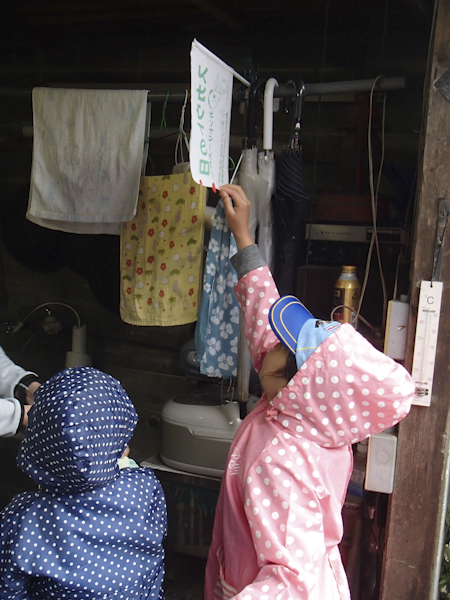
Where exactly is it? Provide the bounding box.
[231,244,267,279]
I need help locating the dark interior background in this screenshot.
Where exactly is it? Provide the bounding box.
[0,0,433,504]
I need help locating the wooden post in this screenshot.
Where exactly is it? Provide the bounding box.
[380,0,450,598]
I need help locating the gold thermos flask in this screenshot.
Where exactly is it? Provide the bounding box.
[333,265,361,327]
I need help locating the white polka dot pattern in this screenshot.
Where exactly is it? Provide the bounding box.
[18,367,138,494]
[0,367,167,599]
[205,264,414,600]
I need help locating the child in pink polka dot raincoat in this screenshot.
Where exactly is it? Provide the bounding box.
[204,184,414,600]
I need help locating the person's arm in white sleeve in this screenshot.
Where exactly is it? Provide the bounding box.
[0,398,24,437]
[0,346,40,436]
[0,346,38,400]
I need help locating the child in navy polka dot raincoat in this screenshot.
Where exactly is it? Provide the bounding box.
[204,185,415,600]
[0,367,167,600]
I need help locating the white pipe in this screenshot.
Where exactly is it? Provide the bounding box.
[263,78,279,151]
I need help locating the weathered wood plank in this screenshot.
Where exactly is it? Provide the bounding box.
[380,1,450,598]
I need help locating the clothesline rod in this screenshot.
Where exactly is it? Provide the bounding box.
[147,76,405,101]
[291,76,405,96]
[0,76,405,101]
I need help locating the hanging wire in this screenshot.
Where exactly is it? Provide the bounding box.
[354,75,388,331]
[174,89,190,166]
[331,304,378,333]
[13,302,82,333]
[148,91,183,141]
[160,90,169,130]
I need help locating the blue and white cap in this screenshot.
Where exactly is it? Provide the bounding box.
[269,295,341,369]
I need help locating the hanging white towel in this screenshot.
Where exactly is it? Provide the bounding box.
[27,87,149,234]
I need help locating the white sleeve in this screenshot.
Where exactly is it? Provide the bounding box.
[0,346,36,399]
[0,398,22,437]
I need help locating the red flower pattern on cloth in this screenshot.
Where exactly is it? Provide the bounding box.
[120,174,206,326]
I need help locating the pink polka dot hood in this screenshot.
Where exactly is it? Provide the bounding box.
[235,265,413,451]
[205,257,414,600]
[267,321,412,450]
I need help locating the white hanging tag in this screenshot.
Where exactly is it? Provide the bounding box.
[411,280,443,406]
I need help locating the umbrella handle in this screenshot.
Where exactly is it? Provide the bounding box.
[263,78,279,151]
[289,79,305,151]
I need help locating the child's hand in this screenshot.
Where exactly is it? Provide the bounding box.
[22,404,33,429]
[26,381,40,405]
[219,184,254,250]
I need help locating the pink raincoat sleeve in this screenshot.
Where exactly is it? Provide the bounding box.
[233,266,280,372]
[232,266,347,598]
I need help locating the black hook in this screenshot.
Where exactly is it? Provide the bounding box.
[288,78,305,151]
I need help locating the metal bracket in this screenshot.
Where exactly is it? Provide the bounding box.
[431,198,450,283]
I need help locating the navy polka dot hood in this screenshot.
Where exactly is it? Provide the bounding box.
[17,367,138,493]
[1,366,166,599]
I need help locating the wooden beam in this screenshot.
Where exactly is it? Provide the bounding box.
[380,0,450,598]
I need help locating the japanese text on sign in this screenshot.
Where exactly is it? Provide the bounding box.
[190,40,234,190]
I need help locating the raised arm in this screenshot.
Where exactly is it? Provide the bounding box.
[219,184,254,250]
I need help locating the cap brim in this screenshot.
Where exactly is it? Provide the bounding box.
[269,295,313,354]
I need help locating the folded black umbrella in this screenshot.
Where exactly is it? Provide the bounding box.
[272,148,309,296]
[271,79,309,296]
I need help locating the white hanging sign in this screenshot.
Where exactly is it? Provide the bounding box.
[190,39,249,190]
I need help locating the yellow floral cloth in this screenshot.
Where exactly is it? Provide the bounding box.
[120,174,206,326]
